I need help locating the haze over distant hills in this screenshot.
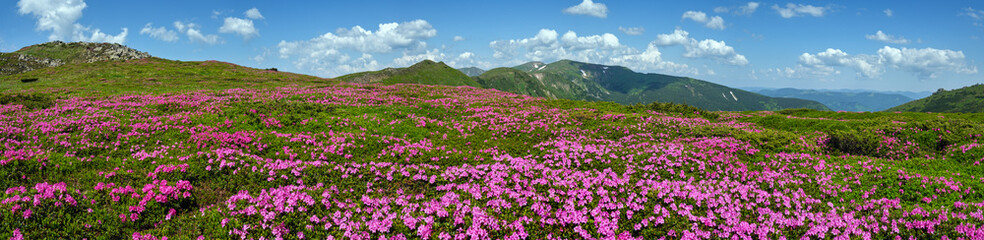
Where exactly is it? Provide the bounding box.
[338,59,830,111]
[457,67,485,77]
[747,88,915,112]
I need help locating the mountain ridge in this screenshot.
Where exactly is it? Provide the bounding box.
[887,84,984,113]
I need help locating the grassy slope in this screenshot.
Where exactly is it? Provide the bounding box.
[0,57,331,97]
[887,84,984,113]
[337,60,481,87]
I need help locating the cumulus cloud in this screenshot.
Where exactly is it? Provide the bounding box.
[878,46,978,78]
[174,21,222,45]
[883,9,893,17]
[17,0,127,43]
[618,26,645,35]
[277,20,438,77]
[219,17,259,40]
[654,29,748,65]
[489,29,697,75]
[772,3,828,18]
[245,8,264,20]
[783,47,976,79]
[140,23,178,42]
[682,11,726,30]
[453,36,465,41]
[865,30,909,44]
[563,0,608,18]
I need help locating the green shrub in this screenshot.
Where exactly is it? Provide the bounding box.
[0,93,55,110]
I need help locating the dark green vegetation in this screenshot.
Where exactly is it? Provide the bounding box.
[456,67,485,77]
[888,84,984,113]
[337,60,481,87]
[751,88,914,112]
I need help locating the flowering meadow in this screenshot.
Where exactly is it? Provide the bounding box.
[2,83,984,239]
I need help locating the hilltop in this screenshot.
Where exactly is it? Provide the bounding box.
[1,41,151,76]
[1,42,328,96]
[337,60,481,87]
[887,84,984,113]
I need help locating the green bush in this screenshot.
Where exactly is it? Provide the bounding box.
[0,93,55,110]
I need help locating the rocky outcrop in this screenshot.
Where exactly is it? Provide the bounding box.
[0,53,63,76]
[1,41,152,76]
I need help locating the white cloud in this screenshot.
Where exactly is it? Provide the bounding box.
[489,29,698,75]
[187,28,221,45]
[799,48,882,78]
[682,11,726,30]
[245,8,264,20]
[140,23,178,42]
[865,30,909,44]
[784,47,976,80]
[655,29,748,65]
[393,49,447,66]
[654,28,691,46]
[279,19,435,55]
[219,17,259,40]
[618,26,645,35]
[453,36,465,41]
[714,2,759,15]
[17,0,127,43]
[737,2,761,15]
[883,9,893,17]
[563,0,608,18]
[174,21,221,45]
[962,7,984,20]
[277,20,437,77]
[772,3,828,18]
[878,46,978,78]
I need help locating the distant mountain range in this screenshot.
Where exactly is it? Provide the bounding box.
[887,84,984,113]
[338,59,830,111]
[746,88,915,112]
[457,67,485,77]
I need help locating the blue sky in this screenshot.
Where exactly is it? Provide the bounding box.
[3,0,983,92]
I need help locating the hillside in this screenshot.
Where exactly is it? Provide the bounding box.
[752,88,913,112]
[481,60,830,111]
[1,41,150,76]
[457,67,486,77]
[337,60,481,87]
[887,84,984,113]
[1,57,329,96]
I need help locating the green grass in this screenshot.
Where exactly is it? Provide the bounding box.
[887,84,984,113]
[0,58,332,97]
